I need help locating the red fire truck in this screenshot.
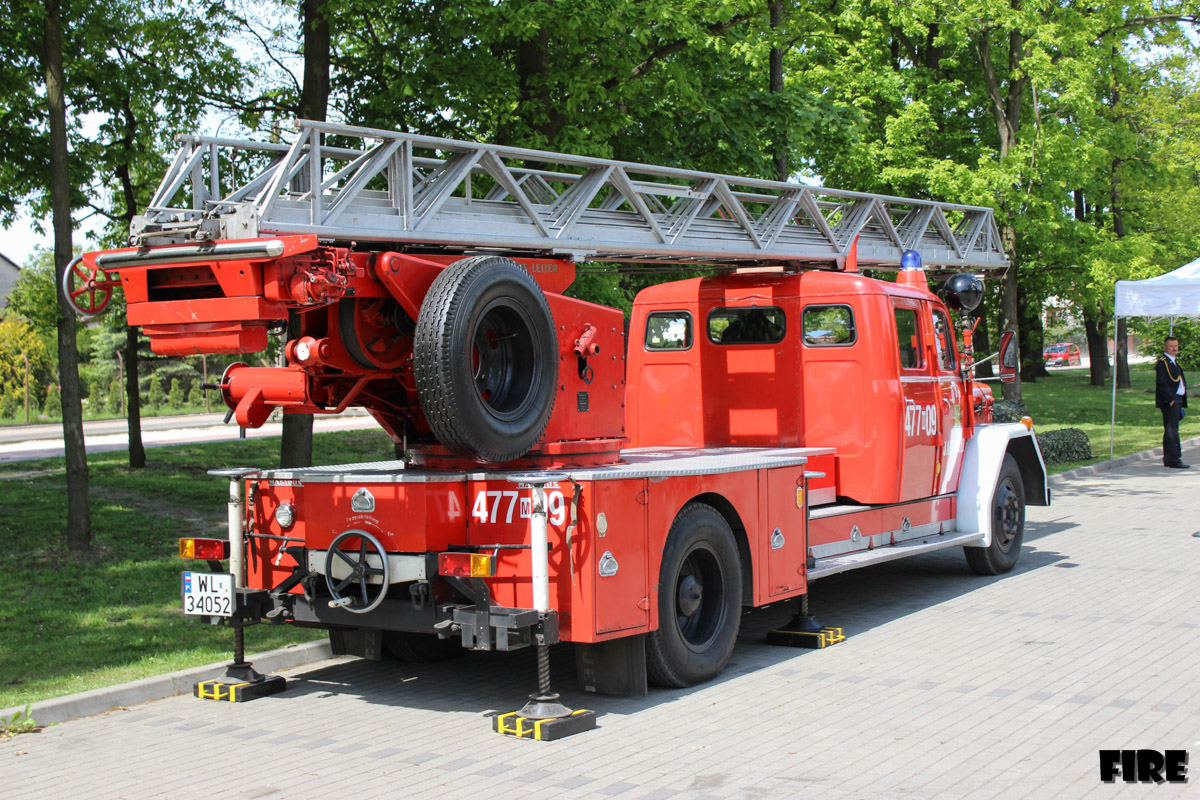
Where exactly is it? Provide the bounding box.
[70,121,1047,706]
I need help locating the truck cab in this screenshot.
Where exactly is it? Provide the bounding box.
[627,267,992,507]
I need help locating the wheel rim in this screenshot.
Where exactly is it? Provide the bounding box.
[992,480,1022,553]
[470,299,540,420]
[673,544,727,652]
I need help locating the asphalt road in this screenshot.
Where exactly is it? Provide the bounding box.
[0,410,381,462]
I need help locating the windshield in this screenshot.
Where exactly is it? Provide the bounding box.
[1046,345,1067,353]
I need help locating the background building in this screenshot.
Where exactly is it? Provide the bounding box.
[0,253,19,309]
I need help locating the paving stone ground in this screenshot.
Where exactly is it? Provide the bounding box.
[4,445,1199,798]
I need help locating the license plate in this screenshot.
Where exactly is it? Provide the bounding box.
[181,571,234,617]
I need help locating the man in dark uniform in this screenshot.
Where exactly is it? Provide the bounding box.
[1156,336,1189,469]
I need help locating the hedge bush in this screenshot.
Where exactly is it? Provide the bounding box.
[992,399,1029,423]
[1036,427,1093,465]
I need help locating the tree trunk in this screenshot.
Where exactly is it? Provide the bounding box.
[1016,280,1044,382]
[1112,169,1131,389]
[281,0,330,470]
[974,304,994,379]
[126,326,145,468]
[999,240,1021,401]
[298,0,330,123]
[769,1,787,182]
[975,24,1027,403]
[45,0,91,551]
[115,94,146,468]
[1083,309,1110,387]
[504,23,555,147]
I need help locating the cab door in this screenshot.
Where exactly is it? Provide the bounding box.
[931,307,965,495]
[893,299,939,501]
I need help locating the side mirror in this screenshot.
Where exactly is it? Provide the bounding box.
[999,330,1018,384]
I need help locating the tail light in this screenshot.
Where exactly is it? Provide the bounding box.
[438,552,497,578]
[179,538,231,560]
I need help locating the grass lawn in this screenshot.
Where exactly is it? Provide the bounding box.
[0,427,398,711]
[1019,362,1193,472]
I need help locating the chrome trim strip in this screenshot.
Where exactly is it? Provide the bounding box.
[809,530,984,581]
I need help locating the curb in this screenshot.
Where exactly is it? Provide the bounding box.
[1,639,333,728]
[1047,434,1200,485]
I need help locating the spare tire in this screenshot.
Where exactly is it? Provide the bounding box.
[414,255,557,463]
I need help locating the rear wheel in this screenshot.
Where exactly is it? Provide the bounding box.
[646,503,742,688]
[965,454,1025,575]
[413,256,557,463]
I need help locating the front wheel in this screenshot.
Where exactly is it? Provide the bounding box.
[647,503,742,688]
[965,454,1025,575]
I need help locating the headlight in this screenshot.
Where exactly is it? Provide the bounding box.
[275,502,295,529]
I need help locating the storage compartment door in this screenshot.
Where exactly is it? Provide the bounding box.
[765,467,808,597]
[592,479,650,634]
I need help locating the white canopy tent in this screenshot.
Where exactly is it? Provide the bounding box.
[1110,257,1200,457]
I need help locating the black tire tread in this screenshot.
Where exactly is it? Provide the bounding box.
[965,454,1025,575]
[646,502,742,688]
[413,256,556,463]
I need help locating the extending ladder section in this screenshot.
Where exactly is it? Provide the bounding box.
[134,119,1008,271]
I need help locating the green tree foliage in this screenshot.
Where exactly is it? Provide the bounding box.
[106,377,122,416]
[44,383,62,418]
[4,249,60,332]
[0,319,54,417]
[147,373,165,409]
[327,0,852,176]
[783,0,1200,395]
[168,378,184,409]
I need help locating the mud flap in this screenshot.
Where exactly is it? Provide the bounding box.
[328,628,385,661]
[574,634,648,697]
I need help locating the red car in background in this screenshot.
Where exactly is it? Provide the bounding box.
[1044,342,1082,366]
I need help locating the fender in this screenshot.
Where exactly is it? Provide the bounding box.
[957,423,1050,547]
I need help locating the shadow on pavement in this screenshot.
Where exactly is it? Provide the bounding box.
[274,535,1068,720]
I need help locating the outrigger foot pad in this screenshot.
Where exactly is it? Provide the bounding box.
[195,674,287,702]
[493,709,597,741]
[766,625,846,649]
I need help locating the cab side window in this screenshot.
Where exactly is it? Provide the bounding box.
[932,310,957,371]
[801,304,856,346]
[707,306,786,344]
[645,311,692,350]
[894,307,923,369]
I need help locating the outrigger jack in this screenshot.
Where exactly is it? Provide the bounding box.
[192,468,287,703]
[766,594,846,649]
[493,474,596,740]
